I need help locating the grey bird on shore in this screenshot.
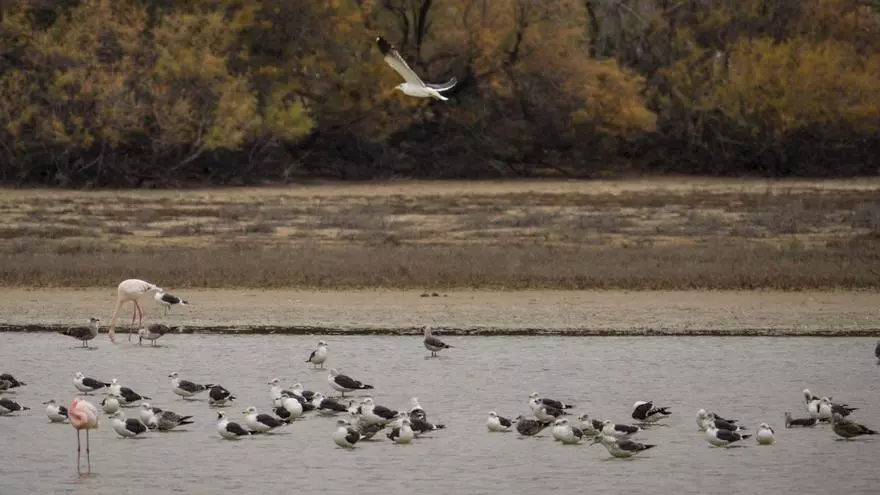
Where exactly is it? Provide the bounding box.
[59,318,101,348]
[831,413,877,439]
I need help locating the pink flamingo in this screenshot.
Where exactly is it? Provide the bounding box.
[108,279,161,343]
[69,398,99,474]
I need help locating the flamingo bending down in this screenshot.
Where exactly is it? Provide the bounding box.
[69,398,99,474]
[108,279,161,343]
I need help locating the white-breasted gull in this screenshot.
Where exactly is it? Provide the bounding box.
[387,417,415,444]
[74,372,111,394]
[243,406,289,433]
[328,369,374,397]
[139,403,162,429]
[0,398,29,415]
[310,393,349,416]
[359,397,400,426]
[577,414,603,436]
[108,378,150,405]
[375,36,457,101]
[705,424,750,447]
[138,324,175,346]
[601,420,642,439]
[551,418,584,444]
[306,341,329,369]
[208,385,236,406]
[101,393,120,414]
[43,399,68,422]
[333,418,362,448]
[487,411,513,432]
[154,289,188,316]
[110,411,148,438]
[528,392,574,410]
[169,372,212,399]
[216,411,253,440]
[756,423,775,445]
[696,409,740,431]
[803,388,856,418]
[592,434,655,458]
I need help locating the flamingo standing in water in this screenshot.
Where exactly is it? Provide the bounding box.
[108,279,161,343]
[69,398,99,474]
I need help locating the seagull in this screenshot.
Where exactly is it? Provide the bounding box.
[110,411,148,438]
[700,412,746,433]
[551,418,584,444]
[208,385,236,406]
[528,393,574,411]
[831,413,877,440]
[514,415,552,437]
[0,374,25,389]
[217,411,253,440]
[58,318,101,348]
[631,401,671,423]
[291,383,317,402]
[705,424,750,447]
[74,372,111,394]
[109,378,150,406]
[138,324,175,346]
[139,403,162,429]
[169,372,213,399]
[592,435,655,458]
[803,389,856,418]
[577,414,604,436]
[409,397,426,422]
[409,416,445,436]
[375,36,457,101]
[310,393,349,416]
[0,380,12,393]
[243,406,289,433]
[101,393,120,414]
[601,420,642,439]
[154,410,195,431]
[784,411,818,428]
[43,399,68,422]
[387,417,415,444]
[306,341,329,369]
[328,369,374,397]
[0,398,29,415]
[422,326,453,357]
[154,289,188,316]
[756,423,775,445]
[487,411,513,432]
[358,397,400,426]
[333,418,362,448]
[534,403,568,422]
[267,378,285,407]
[352,413,387,440]
[275,393,303,420]
[696,409,740,431]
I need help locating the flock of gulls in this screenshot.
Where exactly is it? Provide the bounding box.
[2,277,878,477]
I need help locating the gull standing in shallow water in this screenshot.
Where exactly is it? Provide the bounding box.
[169,372,213,399]
[601,420,642,439]
[422,326,453,358]
[74,372,111,395]
[515,415,552,437]
[551,418,584,444]
[705,424,750,447]
[631,401,671,423]
[306,341,329,369]
[592,435,655,458]
[110,411,148,438]
[375,36,457,101]
[328,369,374,397]
[243,406,289,433]
[0,398,29,415]
[138,324,175,346]
[831,413,877,440]
[154,289,187,316]
[58,318,101,348]
[387,417,415,444]
[216,411,253,439]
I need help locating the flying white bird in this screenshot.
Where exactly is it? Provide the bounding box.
[376,36,457,101]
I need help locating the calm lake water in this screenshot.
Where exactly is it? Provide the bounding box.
[1,333,878,495]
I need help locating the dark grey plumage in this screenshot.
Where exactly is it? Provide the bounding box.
[156,411,194,431]
[119,387,150,403]
[0,374,25,388]
[784,412,818,428]
[0,398,29,414]
[875,341,880,360]
[831,413,877,439]
[515,415,552,436]
[410,417,445,435]
[632,401,671,422]
[209,385,236,404]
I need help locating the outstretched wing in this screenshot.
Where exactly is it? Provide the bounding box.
[426,77,456,92]
[376,36,424,87]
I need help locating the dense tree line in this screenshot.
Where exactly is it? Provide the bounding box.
[0,0,878,186]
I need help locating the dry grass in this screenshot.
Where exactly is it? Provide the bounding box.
[1,178,879,289]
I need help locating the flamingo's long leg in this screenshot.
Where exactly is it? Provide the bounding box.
[76,431,81,474]
[86,430,91,473]
[108,299,123,343]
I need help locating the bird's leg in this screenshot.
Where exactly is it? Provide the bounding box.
[76,431,81,474]
[86,430,91,473]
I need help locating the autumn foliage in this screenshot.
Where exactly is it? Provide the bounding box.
[0,0,878,186]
